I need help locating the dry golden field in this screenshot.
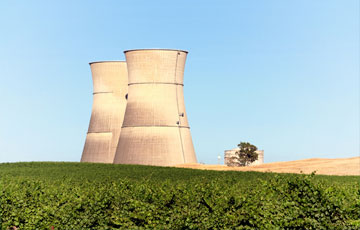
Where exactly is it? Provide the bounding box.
[176,156,360,176]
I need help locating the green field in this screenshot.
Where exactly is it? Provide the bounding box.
[1,162,359,229]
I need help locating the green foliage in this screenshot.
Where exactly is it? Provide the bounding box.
[231,142,258,166]
[0,162,359,229]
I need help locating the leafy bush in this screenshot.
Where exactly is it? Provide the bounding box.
[230,142,258,166]
[0,163,359,229]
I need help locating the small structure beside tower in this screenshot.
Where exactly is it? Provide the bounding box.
[224,148,264,166]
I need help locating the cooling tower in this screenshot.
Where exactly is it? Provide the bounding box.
[81,61,128,163]
[224,148,264,166]
[113,49,197,166]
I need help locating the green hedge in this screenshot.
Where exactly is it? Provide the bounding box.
[0,163,359,229]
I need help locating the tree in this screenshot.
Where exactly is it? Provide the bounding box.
[230,142,258,166]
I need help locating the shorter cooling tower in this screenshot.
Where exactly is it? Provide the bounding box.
[114,49,197,166]
[81,61,128,163]
[224,148,264,166]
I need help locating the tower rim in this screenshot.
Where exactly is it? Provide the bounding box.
[89,60,126,65]
[124,48,188,54]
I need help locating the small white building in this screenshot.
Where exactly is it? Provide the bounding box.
[224,148,264,166]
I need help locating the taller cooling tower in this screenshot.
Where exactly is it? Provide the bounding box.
[81,61,128,163]
[114,49,197,166]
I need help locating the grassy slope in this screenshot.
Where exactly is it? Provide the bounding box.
[1,162,359,183]
[1,162,359,229]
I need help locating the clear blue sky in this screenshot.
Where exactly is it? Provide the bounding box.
[0,0,358,164]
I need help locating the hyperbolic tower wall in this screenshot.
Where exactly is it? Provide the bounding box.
[81,61,128,163]
[114,49,197,166]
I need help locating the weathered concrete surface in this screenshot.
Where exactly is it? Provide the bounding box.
[81,61,128,163]
[114,49,197,166]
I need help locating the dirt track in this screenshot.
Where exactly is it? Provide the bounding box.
[176,157,360,176]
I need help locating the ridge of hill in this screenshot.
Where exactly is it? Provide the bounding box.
[176,156,360,176]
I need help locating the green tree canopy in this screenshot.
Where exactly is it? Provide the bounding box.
[230,142,258,166]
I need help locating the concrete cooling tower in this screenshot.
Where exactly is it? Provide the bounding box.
[81,61,128,163]
[224,148,264,166]
[114,49,197,166]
